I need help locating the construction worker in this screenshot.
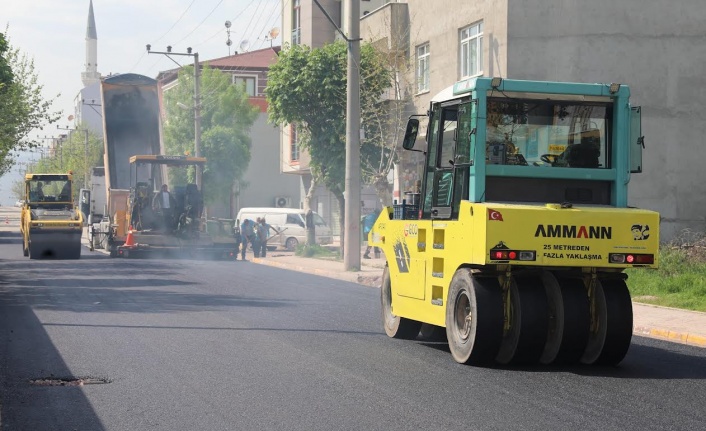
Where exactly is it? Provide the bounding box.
[152,184,176,231]
[240,218,256,260]
[255,217,279,258]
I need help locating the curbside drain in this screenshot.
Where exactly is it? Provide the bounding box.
[29,377,112,386]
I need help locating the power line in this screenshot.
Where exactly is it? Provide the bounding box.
[131,0,199,72]
[173,0,227,47]
[152,0,199,45]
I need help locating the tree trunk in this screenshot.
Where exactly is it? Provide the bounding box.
[304,177,317,246]
[334,190,345,258]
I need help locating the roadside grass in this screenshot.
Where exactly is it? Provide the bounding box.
[295,244,340,259]
[625,230,706,312]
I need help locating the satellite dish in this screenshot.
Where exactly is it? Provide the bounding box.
[268,27,280,39]
[239,39,250,52]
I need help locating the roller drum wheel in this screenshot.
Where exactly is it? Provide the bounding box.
[445,270,503,365]
[581,279,607,364]
[66,243,82,260]
[28,240,40,260]
[540,273,590,365]
[381,266,422,339]
[496,275,549,365]
[591,279,633,366]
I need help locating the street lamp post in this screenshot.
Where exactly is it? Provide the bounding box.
[146,44,202,189]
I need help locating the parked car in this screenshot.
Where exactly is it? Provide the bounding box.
[14,200,24,207]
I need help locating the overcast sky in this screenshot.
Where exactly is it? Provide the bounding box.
[1,0,282,203]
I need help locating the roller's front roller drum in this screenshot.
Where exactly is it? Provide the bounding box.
[28,230,82,260]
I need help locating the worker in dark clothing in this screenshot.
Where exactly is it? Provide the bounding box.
[152,184,176,231]
[255,217,279,258]
[233,220,242,260]
[240,218,256,260]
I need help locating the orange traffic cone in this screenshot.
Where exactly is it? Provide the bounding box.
[124,230,136,247]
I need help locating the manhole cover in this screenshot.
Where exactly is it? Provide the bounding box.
[29,377,111,386]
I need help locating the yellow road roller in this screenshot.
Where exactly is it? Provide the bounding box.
[20,173,83,259]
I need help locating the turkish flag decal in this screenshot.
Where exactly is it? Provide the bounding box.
[488,209,504,221]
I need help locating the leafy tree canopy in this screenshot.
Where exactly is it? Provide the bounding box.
[0,28,62,176]
[162,65,258,207]
[265,41,392,251]
[0,32,14,91]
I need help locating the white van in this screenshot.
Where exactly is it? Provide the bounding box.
[236,207,333,251]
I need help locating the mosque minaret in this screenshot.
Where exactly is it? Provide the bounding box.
[81,0,100,87]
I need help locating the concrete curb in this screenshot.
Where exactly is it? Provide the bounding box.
[632,302,706,348]
[633,325,706,348]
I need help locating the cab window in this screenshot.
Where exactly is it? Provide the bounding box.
[486,99,612,169]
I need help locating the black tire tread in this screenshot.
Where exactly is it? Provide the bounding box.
[446,270,503,365]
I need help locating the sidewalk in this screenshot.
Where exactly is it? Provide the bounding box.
[252,250,706,349]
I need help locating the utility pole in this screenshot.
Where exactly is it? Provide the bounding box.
[193,52,202,189]
[83,129,89,187]
[343,0,361,271]
[146,45,202,189]
[56,125,74,171]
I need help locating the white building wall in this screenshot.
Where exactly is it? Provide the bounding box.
[237,113,301,213]
[506,0,706,239]
[75,83,103,136]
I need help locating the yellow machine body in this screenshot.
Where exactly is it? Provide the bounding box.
[370,201,658,328]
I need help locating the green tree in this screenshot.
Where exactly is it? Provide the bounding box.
[163,65,258,211]
[0,28,62,176]
[0,32,14,91]
[265,41,391,255]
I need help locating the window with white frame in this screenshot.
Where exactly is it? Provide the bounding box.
[290,124,299,162]
[460,22,483,78]
[292,0,301,45]
[233,75,256,96]
[416,43,430,93]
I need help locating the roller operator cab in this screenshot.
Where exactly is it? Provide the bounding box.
[370,77,657,366]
